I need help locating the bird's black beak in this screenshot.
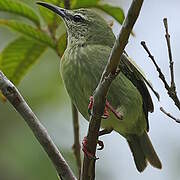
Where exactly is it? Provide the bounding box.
[37,1,67,18]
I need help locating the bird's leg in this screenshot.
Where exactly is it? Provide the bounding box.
[82,128,113,159]
[88,96,110,119]
[88,96,94,115]
[88,96,123,120]
[105,101,123,120]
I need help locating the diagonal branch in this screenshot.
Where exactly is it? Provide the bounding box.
[0,71,76,180]
[160,107,180,123]
[141,41,170,90]
[81,0,144,179]
[141,41,180,111]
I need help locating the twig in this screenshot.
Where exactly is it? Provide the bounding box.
[160,107,180,123]
[141,41,170,89]
[141,41,180,111]
[71,103,81,180]
[0,71,76,180]
[64,0,70,9]
[81,0,144,179]
[163,18,175,90]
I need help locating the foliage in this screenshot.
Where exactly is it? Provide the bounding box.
[0,0,125,179]
[0,0,125,88]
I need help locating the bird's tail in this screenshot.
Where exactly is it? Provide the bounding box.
[127,131,162,172]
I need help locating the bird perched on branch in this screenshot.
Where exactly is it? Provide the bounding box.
[37,2,162,172]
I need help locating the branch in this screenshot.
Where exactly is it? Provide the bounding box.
[81,0,144,179]
[141,41,180,111]
[160,107,180,123]
[64,0,70,9]
[0,71,76,180]
[163,18,175,90]
[71,103,81,180]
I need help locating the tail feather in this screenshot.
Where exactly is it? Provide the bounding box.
[127,131,162,172]
[139,131,162,169]
[127,136,147,172]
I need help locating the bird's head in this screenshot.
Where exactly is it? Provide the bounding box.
[37,2,115,47]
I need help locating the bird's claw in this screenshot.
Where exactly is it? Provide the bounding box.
[82,136,99,160]
[82,137,104,160]
[97,140,104,150]
[88,96,123,120]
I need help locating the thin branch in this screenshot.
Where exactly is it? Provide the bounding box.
[64,0,70,9]
[81,0,144,179]
[0,71,76,180]
[163,18,175,90]
[141,41,170,89]
[141,41,180,111]
[71,103,81,180]
[160,107,180,123]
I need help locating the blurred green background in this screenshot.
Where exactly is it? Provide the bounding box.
[1,0,180,180]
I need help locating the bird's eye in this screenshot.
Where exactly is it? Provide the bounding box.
[73,14,84,22]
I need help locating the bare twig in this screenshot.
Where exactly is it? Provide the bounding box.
[141,41,180,111]
[160,107,180,123]
[71,103,81,180]
[81,1,144,179]
[163,18,175,90]
[141,41,170,89]
[0,71,76,180]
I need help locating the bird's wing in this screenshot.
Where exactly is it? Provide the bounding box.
[119,53,159,131]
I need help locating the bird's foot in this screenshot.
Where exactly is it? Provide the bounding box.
[88,96,123,120]
[82,136,103,160]
[82,129,113,159]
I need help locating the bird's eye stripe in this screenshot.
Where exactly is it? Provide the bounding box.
[73,14,84,22]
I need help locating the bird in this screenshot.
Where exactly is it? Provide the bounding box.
[37,2,162,172]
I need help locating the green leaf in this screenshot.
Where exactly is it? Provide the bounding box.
[57,33,67,57]
[0,36,47,85]
[72,0,99,8]
[96,3,125,24]
[72,1,124,25]
[0,0,40,26]
[0,19,56,48]
[38,0,63,32]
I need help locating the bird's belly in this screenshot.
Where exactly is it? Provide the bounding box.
[99,74,146,136]
[100,110,146,137]
[62,68,146,136]
[80,79,146,137]
[61,47,146,137]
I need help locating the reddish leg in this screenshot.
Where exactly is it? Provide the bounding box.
[88,96,94,115]
[82,136,99,160]
[88,96,123,120]
[105,101,123,120]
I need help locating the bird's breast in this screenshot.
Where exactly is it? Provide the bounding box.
[60,45,104,119]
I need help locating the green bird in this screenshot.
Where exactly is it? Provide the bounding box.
[37,2,162,172]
